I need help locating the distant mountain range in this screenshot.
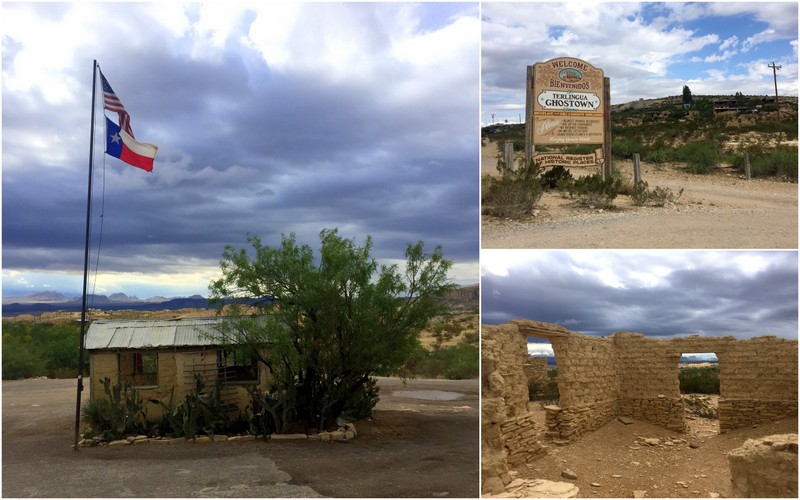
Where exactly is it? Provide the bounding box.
[2,285,480,317]
[528,354,719,367]
[2,292,211,316]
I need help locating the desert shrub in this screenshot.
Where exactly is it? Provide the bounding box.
[540,165,573,189]
[679,366,720,395]
[630,181,683,207]
[612,137,644,159]
[676,140,719,174]
[643,146,675,163]
[630,181,650,206]
[482,159,544,217]
[559,173,622,208]
[648,185,683,206]
[528,368,559,406]
[736,147,798,181]
[396,343,478,380]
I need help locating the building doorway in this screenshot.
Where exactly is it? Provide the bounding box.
[679,352,720,436]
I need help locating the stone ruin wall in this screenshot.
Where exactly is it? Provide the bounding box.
[716,336,798,432]
[614,333,686,432]
[621,334,800,433]
[509,320,798,441]
[483,319,798,495]
[481,324,548,494]
[545,331,621,441]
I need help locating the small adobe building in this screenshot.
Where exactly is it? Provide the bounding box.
[85,317,270,420]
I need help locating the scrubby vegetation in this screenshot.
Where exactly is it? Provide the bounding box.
[81,375,248,442]
[630,180,684,207]
[80,377,148,441]
[483,93,798,181]
[481,157,544,217]
[482,152,681,216]
[397,342,479,380]
[528,368,559,406]
[679,366,720,395]
[2,321,81,379]
[559,172,623,209]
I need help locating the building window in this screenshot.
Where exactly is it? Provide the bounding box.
[123,351,158,388]
[217,348,258,383]
[133,352,158,375]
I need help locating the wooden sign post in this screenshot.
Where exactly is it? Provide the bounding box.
[525,57,611,177]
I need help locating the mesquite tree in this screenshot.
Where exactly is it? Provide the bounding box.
[209,228,456,432]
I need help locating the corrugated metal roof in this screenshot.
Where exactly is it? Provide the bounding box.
[86,317,231,350]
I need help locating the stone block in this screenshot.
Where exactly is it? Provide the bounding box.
[270,433,308,440]
[728,433,798,498]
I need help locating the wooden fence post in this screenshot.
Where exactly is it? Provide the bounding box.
[504,142,514,171]
[744,152,751,180]
[633,153,641,184]
[602,77,612,180]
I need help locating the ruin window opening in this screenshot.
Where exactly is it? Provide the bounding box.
[526,336,559,406]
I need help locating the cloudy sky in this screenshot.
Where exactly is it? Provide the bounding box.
[482,250,798,352]
[2,2,480,299]
[482,2,799,124]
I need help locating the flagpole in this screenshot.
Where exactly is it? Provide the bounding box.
[74,59,98,451]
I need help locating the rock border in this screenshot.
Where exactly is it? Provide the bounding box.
[79,423,357,447]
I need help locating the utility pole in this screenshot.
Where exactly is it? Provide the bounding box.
[491,113,496,124]
[768,61,781,121]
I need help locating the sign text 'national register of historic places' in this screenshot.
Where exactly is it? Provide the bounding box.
[524,56,611,177]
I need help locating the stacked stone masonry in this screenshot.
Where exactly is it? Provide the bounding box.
[481,324,544,494]
[500,413,548,467]
[481,319,798,496]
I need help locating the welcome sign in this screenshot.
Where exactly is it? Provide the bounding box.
[531,57,605,144]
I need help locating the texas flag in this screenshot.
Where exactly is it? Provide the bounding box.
[105,117,157,172]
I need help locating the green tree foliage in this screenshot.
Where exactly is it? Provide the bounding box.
[208,228,457,432]
[2,321,80,379]
[682,85,694,106]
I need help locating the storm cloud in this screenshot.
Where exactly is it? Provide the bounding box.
[2,2,480,297]
[482,250,798,340]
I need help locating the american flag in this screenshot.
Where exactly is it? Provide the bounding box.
[99,69,135,138]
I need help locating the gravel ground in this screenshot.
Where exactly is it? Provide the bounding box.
[493,400,798,498]
[2,376,479,498]
[481,143,798,249]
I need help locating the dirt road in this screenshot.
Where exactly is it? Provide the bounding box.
[2,377,479,498]
[481,143,798,248]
